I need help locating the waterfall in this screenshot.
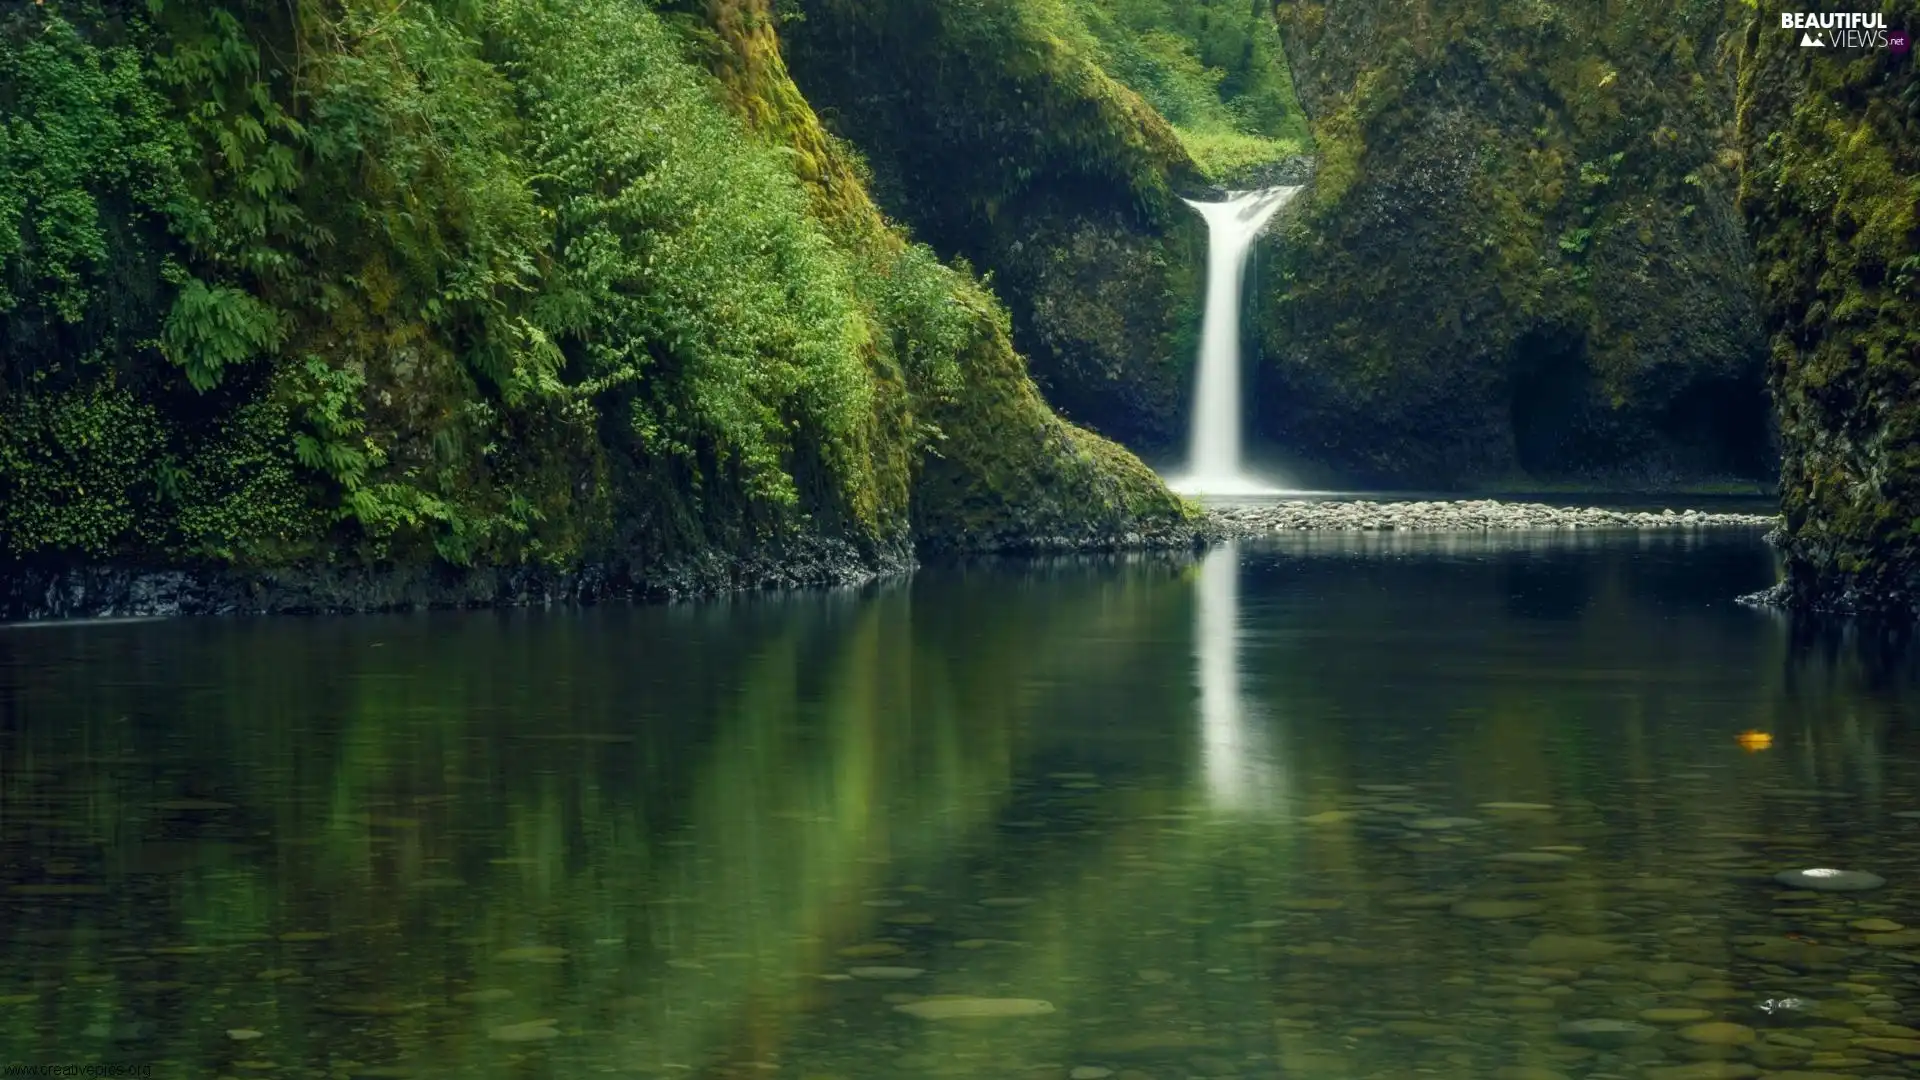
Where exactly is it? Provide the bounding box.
[1170,187,1301,496]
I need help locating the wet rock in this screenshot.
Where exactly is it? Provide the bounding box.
[1772,869,1884,892]
[1556,1019,1657,1047]
[894,997,1055,1020]
[1640,1009,1714,1024]
[1679,1022,1756,1045]
[1848,918,1903,932]
[1852,1037,1920,1055]
[1525,935,1626,964]
[488,1019,560,1042]
[1453,900,1545,920]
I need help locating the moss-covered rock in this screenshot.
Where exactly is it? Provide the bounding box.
[1736,2,1920,617]
[0,0,1197,614]
[1258,0,1773,487]
[779,0,1264,454]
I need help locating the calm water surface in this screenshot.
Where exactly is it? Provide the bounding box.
[3,531,1919,1080]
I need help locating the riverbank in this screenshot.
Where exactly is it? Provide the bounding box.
[3,499,1789,621]
[1210,499,1778,535]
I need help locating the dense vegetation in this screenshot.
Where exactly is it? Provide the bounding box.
[0,0,1194,611]
[1737,0,1920,617]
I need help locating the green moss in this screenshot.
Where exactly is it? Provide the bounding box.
[1736,0,1920,613]
[0,0,1192,579]
[1258,0,1770,485]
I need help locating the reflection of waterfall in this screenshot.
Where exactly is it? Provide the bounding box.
[1169,187,1302,497]
[1195,542,1281,810]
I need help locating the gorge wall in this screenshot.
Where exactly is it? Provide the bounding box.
[1736,1,1920,618]
[0,0,1197,617]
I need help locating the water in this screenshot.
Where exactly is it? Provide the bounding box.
[1170,187,1301,497]
[4,530,1920,1079]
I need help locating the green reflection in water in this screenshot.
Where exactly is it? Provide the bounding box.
[2,534,1918,1080]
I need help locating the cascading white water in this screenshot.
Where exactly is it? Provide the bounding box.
[1169,187,1301,496]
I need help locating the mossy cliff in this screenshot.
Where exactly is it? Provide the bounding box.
[778,0,1312,455]
[1736,2,1920,617]
[0,0,1195,616]
[1261,0,1773,486]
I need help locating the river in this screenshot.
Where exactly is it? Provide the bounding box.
[3,528,1918,1079]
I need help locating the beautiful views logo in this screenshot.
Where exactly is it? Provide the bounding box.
[1781,11,1902,49]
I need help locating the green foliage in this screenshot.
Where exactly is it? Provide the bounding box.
[1064,0,1312,178]
[0,374,164,556]
[1736,0,1920,609]
[0,0,1191,573]
[160,276,283,390]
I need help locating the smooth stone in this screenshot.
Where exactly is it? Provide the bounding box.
[1641,1009,1714,1024]
[493,946,568,964]
[1525,935,1626,964]
[1383,1021,1456,1037]
[1642,1065,1757,1080]
[1852,1037,1920,1055]
[893,997,1055,1020]
[226,1029,264,1041]
[1410,817,1482,830]
[487,1020,559,1042]
[848,966,924,979]
[1621,878,1694,892]
[1680,1022,1757,1045]
[1453,900,1546,920]
[1773,869,1885,892]
[1849,918,1904,932]
[1557,1019,1657,1047]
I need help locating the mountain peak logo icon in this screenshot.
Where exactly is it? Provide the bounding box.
[1800,31,1827,46]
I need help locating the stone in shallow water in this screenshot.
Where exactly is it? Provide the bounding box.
[1680,1022,1756,1045]
[1642,1064,1758,1080]
[1641,1008,1713,1024]
[1452,900,1545,920]
[488,1020,559,1042]
[1524,935,1625,964]
[1491,852,1574,865]
[1850,918,1904,932]
[892,997,1054,1020]
[1853,1037,1920,1055]
[493,946,567,963]
[1493,1068,1568,1080]
[1556,1018,1657,1047]
[1773,869,1884,892]
[1861,930,1920,946]
[848,966,924,979]
[1410,816,1482,830]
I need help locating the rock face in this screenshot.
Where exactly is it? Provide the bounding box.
[0,0,1201,615]
[1259,1,1773,486]
[779,0,1215,455]
[1735,1,1920,619]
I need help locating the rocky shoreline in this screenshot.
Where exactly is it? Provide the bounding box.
[2,500,1788,622]
[1210,499,1778,536]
